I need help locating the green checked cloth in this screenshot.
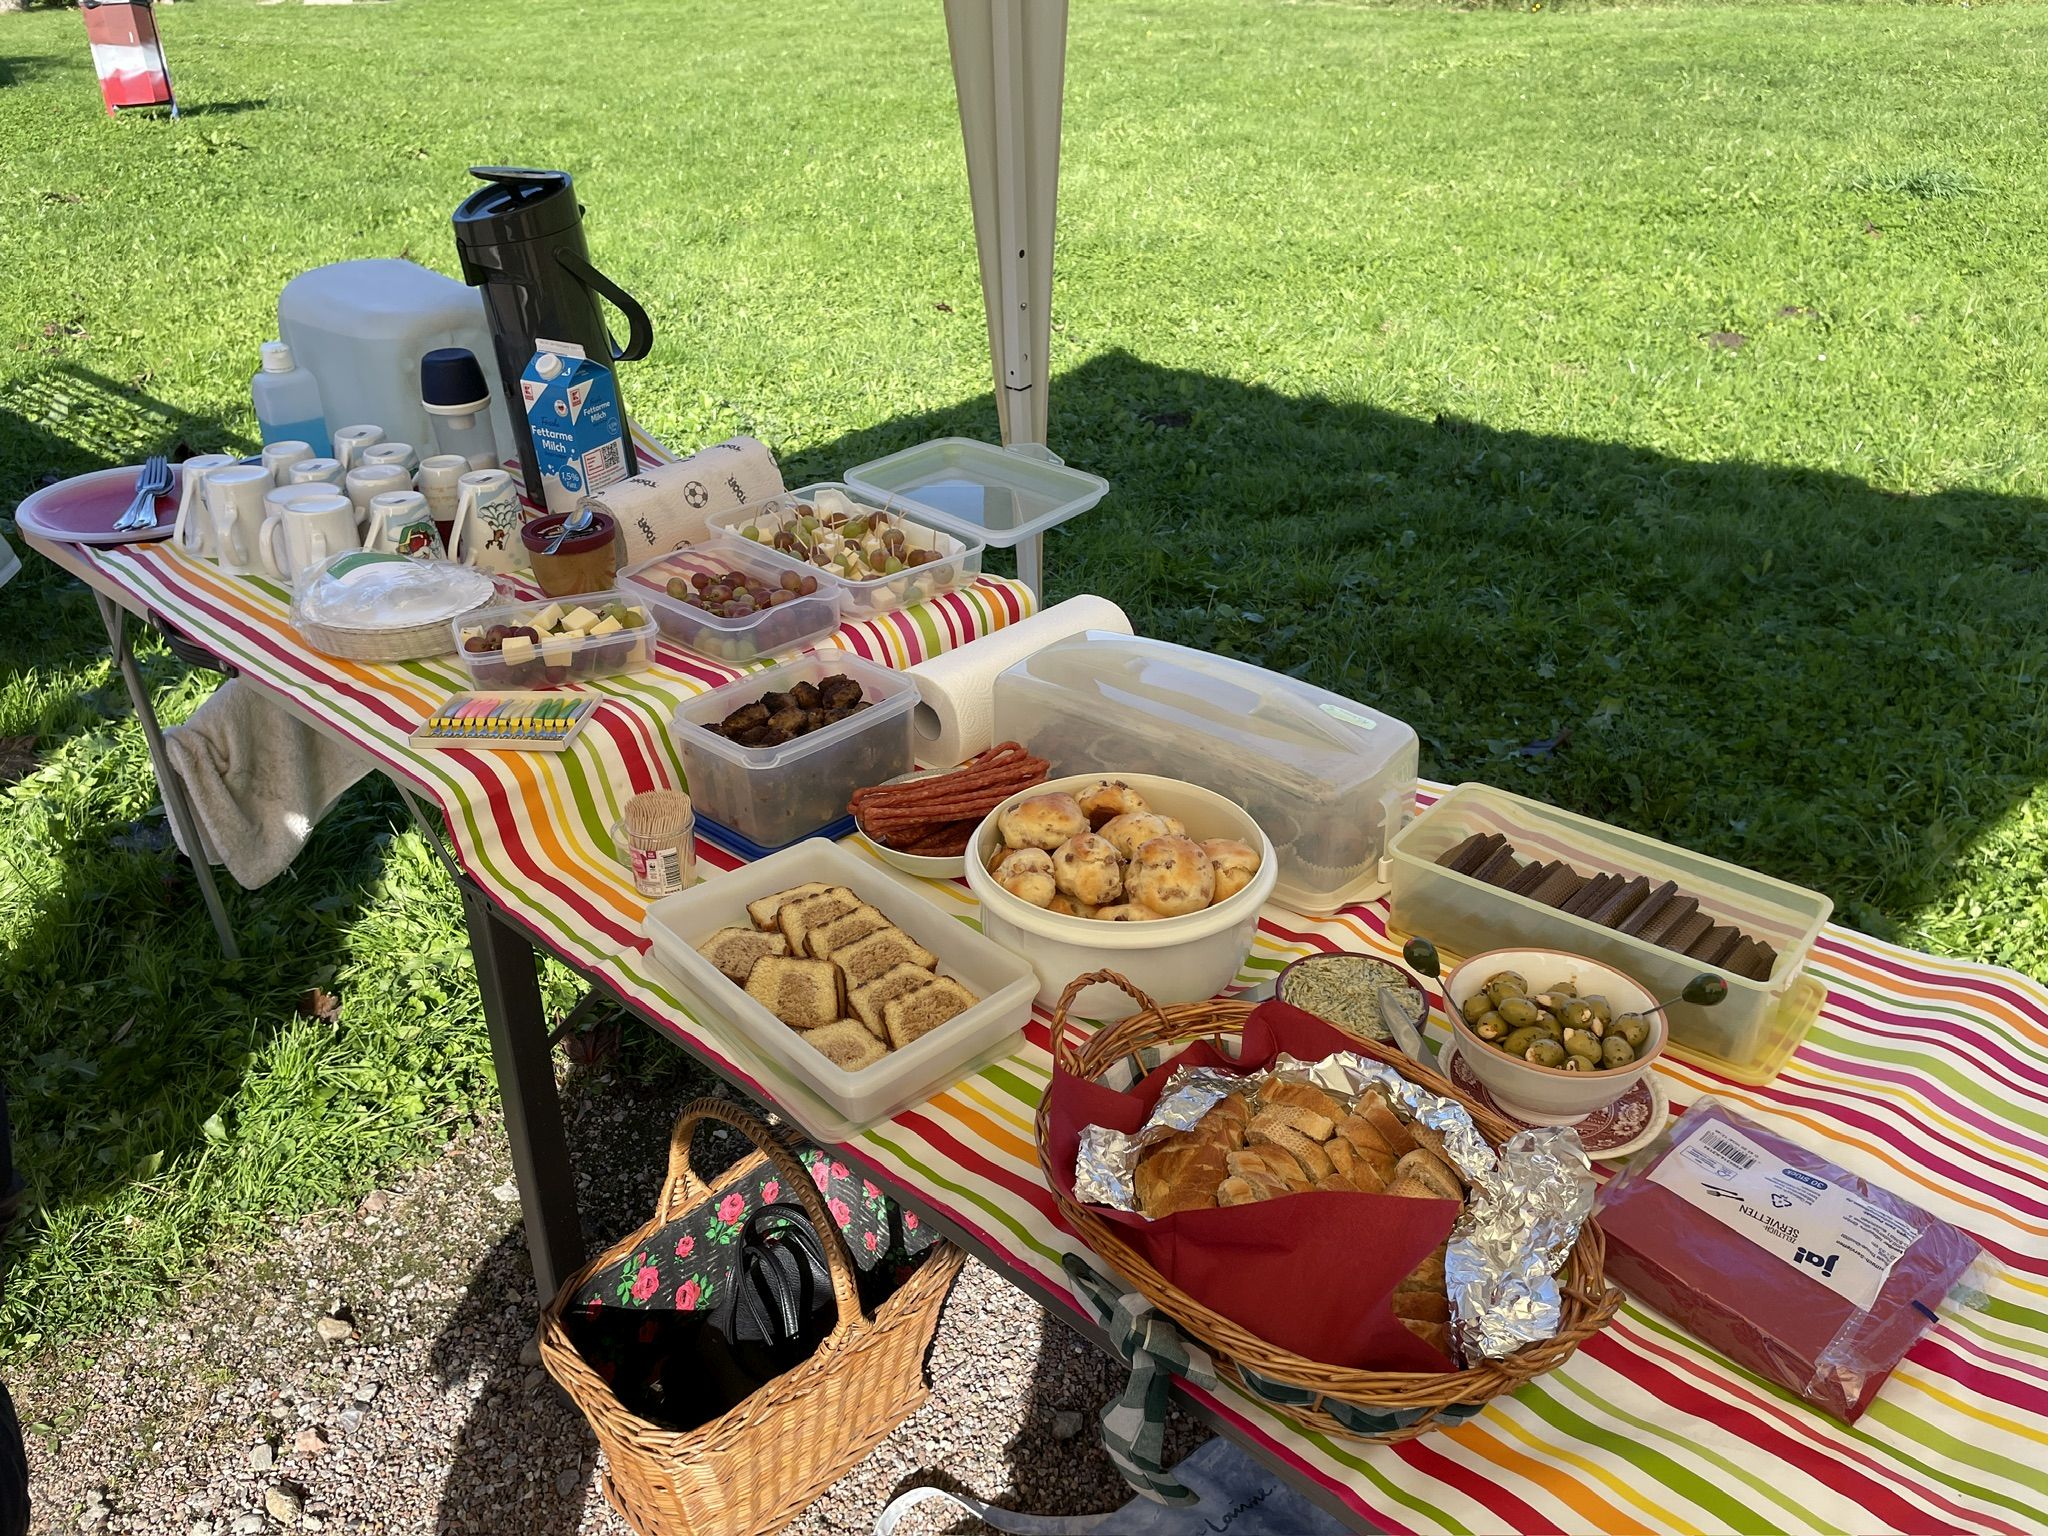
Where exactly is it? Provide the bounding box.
[1060,1253,1219,1506]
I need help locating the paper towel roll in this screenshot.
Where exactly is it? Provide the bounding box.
[599,436,786,559]
[904,595,1133,766]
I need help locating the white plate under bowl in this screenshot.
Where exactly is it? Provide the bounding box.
[852,769,968,880]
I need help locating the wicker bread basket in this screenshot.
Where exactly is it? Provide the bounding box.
[1034,970,1622,1443]
[540,1098,963,1536]
[291,595,490,663]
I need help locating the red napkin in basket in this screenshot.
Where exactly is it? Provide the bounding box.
[1047,1000,1460,1373]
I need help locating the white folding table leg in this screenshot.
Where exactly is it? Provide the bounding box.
[95,594,239,960]
[1017,531,1044,603]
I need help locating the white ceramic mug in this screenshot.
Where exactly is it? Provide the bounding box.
[362,489,446,559]
[447,469,527,573]
[260,492,358,589]
[416,454,469,525]
[286,456,345,488]
[344,464,411,526]
[332,424,385,472]
[361,441,417,477]
[264,481,330,521]
[172,453,238,558]
[203,465,275,574]
[261,440,314,486]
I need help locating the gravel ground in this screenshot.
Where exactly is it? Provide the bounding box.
[16,1045,1206,1535]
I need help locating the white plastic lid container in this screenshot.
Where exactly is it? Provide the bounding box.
[843,438,1107,549]
[992,633,1418,915]
[671,652,916,849]
[641,838,1037,1137]
[707,484,983,619]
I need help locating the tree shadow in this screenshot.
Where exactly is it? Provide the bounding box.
[0,363,253,502]
[0,56,64,89]
[795,347,2048,951]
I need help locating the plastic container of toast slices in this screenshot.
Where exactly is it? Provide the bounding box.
[641,839,1036,1135]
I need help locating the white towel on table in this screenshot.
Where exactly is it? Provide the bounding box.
[162,678,373,889]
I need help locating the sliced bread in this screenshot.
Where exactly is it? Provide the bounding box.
[806,903,894,959]
[776,889,861,954]
[847,962,940,1040]
[746,882,834,932]
[743,955,844,1030]
[832,926,939,989]
[880,975,978,1050]
[696,926,789,984]
[802,1019,889,1072]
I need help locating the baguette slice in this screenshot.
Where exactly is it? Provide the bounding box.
[847,962,940,1040]
[882,976,977,1050]
[1251,1103,1335,1143]
[1136,1136,1229,1217]
[1216,1176,1263,1207]
[1393,1148,1463,1201]
[744,955,844,1030]
[1249,1120,1333,1181]
[1259,1080,1346,1124]
[802,1019,888,1072]
[806,903,893,959]
[1355,1095,1419,1158]
[696,925,789,984]
[777,889,862,954]
[833,926,939,989]
[747,882,834,932]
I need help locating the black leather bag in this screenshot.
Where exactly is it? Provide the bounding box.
[651,1202,838,1425]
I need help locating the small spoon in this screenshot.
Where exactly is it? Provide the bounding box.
[544,501,596,556]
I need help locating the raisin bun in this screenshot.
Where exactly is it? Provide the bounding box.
[1126,835,1216,917]
[997,792,1089,851]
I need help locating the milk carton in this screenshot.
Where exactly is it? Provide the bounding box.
[519,340,629,517]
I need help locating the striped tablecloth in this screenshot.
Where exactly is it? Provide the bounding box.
[31,463,2048,1532]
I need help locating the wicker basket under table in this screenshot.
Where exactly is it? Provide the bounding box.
[540,1098,965,1536]
[1034,970,1622,1444]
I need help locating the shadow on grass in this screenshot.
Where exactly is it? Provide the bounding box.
[0,363,254,502]
[795,348,2048,952]
[0,56,65,90]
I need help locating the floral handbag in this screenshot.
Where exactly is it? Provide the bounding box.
[560,1143,937,1430]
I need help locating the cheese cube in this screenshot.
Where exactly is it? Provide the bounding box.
[563,605,601,632]
[587,615,624,637]
[539,634,577,662]
[501,635,536,665]
[533,603,565,633]
[459,626,482,643]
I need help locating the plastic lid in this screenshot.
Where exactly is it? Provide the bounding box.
[843,438,1108,549]
[532,351,563,380]
[260,340,295,372]
[453,166,580,244]
[993,632,1419,913]
[420,347,490,410]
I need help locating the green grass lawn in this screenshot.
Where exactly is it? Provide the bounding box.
[4,0,2047,1352]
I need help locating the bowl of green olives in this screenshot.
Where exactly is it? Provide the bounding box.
[1443,948,1664,1122]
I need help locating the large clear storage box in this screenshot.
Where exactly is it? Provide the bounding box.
[991,632,1418,915]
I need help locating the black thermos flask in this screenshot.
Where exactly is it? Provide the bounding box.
[452,166,654,501]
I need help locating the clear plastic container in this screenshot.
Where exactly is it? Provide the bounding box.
[671,653,916,850]
[450,591,656,688]
[706,483,983,618]
[991,633,1419,915]
[1386,783,1834,1083]
[619,539,843,664]
[843,438,1107,549]
[640,838,1038,1137]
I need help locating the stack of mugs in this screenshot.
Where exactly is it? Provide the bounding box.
[174,425,532,589]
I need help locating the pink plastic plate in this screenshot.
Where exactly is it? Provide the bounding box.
[13,463,185,547]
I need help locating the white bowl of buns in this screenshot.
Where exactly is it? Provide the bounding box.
[964,773,1278,1018]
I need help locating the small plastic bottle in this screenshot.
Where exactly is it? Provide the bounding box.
[251,341,331,456]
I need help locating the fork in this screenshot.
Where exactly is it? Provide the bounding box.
[114,455,172,532]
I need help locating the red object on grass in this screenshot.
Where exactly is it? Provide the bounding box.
[79,0,176,116]
[1045,999,1461,1373]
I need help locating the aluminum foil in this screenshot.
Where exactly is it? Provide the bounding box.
[1070,1050,1594,1362]
[1447,1127,1594,1361]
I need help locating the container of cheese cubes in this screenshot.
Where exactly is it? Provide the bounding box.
[450,592,657,689]
[641,838,1037,1135]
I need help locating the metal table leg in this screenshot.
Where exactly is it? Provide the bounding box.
[95,594,239,959]
[456,875,586,1299]
[1017,531,1044,602]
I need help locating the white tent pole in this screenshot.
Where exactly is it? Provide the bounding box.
[946,0,1067,598]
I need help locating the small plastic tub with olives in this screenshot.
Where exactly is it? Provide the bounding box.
[708,484,983,619]
[619,538,844,664]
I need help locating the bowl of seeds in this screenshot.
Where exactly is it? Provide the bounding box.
[1274,953,1428,1047]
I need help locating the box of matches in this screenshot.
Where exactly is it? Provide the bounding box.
[1387,783,1832,1085]
[411,693,599,753]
